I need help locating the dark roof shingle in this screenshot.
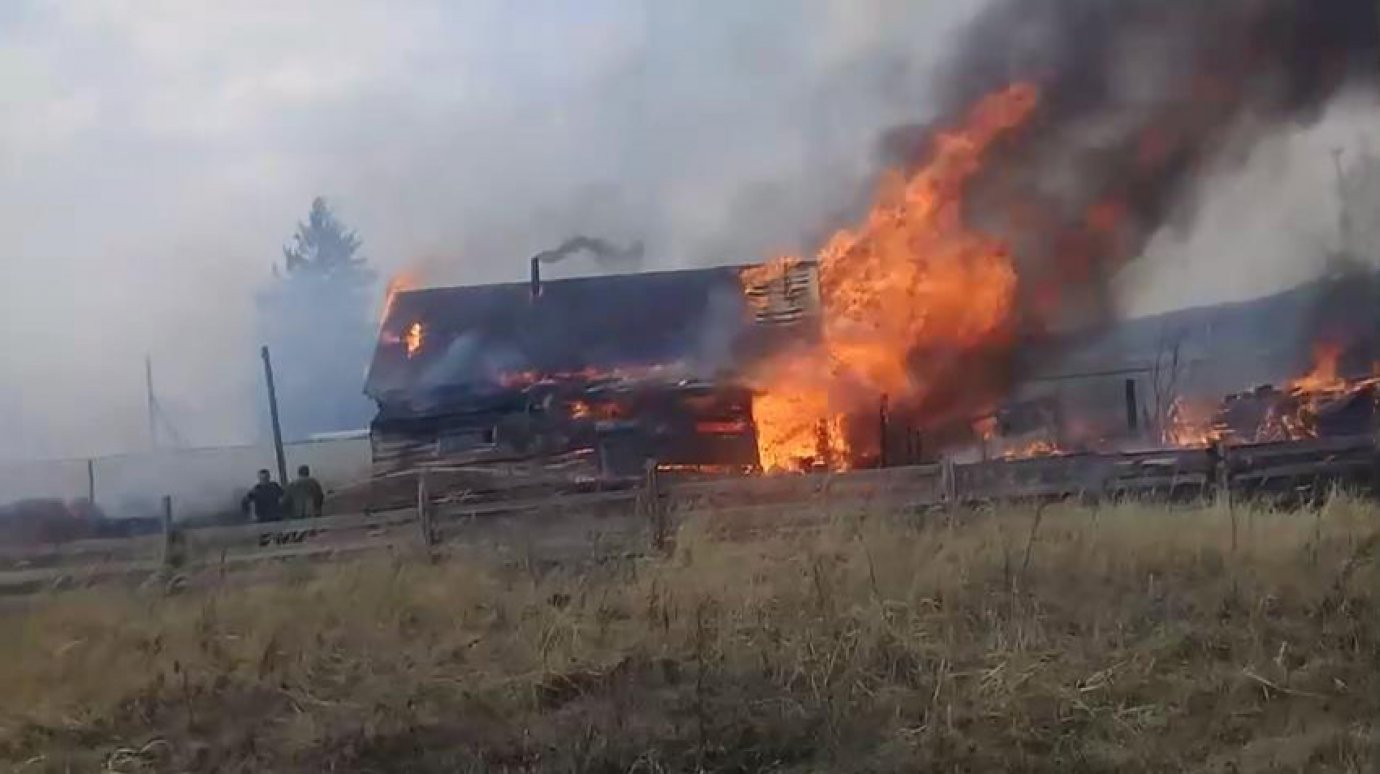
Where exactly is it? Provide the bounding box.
[366,264,819,404]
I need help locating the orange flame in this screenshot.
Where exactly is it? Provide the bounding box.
[566,399,625,422]
[1001,439,1061,460]
[1258,343,1364,442]
[749,83,1041,472]
[381,271,419,325]
[974,416,999,442]
[1290,343,1345,394]
[1211,343,1380,446]
[750,357,848,472]
[404,322,424,359]
[1165,397,1219,448]
[379,271,424,352]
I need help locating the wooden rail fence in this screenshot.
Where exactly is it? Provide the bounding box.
[2,434,1375,594]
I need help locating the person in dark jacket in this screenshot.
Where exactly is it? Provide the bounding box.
[241,469,285,523]
[284,465,326,520]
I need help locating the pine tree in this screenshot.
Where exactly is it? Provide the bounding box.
[256,197,378,440]
[281,197,372,280]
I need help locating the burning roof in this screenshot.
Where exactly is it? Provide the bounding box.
[367,263,820,407]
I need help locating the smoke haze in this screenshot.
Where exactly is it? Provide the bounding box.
[0,0,978,461]
[2,0,1378,462]
[1121,96,1380,318]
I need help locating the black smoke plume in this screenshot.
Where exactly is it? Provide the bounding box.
[958,0,1378,326]
[886,0,1380,427]
[529,236,645,300]
[532,236,645,269]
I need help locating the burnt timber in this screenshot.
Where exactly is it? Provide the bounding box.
[365,262,820,480]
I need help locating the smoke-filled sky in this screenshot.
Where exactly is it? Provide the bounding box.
[1,0,1375,462]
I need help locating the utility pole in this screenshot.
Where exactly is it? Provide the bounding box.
[142,356,188,451]
[261,346,289,485]
[145,355,158,450]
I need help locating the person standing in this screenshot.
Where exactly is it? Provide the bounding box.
[284,464,326,520]
[241,469,285,523]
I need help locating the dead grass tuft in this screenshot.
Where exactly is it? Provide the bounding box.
[0,496,1376,772]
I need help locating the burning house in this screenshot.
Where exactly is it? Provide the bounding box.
[365,258,821,479]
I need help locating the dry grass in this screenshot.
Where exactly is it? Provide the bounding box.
[0,496,1377,772]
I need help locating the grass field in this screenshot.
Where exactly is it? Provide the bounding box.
[0,497,1376,772]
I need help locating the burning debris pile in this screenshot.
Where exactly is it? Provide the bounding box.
[972,397,1067,461]
[1208,345,1380,445]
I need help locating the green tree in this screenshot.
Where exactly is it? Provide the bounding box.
[281,197,371,280]
[257,197,378,441]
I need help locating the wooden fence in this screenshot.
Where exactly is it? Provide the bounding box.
[2,434,1375,595]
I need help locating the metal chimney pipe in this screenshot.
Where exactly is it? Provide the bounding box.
[529,256,542,301]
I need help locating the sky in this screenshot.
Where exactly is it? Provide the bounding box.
[0,0,981,461]
[0,0,1374,462]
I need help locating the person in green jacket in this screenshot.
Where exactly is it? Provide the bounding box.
[284,464,326,520]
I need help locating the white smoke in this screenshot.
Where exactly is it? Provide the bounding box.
[1117,94,1380,318]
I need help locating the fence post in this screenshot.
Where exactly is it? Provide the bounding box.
[160,495,180,571]
[417,469,437,548]
[938,456,958,530]
[1211,441,1232,507]
[940,457,957,504]
[1370,431,1380,497]
[643,460,666,552]
[1209,440,1237,553]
